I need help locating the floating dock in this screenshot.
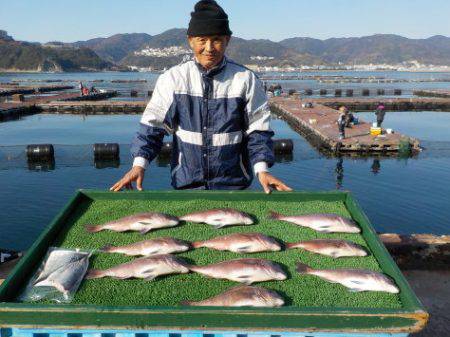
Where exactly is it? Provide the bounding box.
[0,84,74,96]
[270,96,421,153]
[413,89,450,98]
[313,96,450,111]
[38,99,144,114]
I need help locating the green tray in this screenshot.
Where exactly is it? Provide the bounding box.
[0,190,428,333]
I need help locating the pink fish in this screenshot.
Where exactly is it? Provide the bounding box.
[180,208,254,228]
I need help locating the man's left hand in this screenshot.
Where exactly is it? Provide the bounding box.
[258,172,293,194]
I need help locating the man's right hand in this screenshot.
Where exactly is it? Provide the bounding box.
[110,166,145,192]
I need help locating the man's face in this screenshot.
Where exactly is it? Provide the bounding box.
[188,35,230,70]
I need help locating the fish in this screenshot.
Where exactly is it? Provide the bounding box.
[85,212,179,234]
[85,254,190,281]
[193,233,282,253]
[189,258,287,284]
[179,208,253,228]
[181,285,285,307]
[100,237,191,256]
[34,249,89,285]
[286,239,367,258]
[268,211,360,233]
[296,263,399,293]
[34,255,90,299]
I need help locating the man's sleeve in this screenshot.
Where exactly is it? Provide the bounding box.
[131,72,176,169]
[245,71,275,175]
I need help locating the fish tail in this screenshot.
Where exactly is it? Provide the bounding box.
[268,210,281,220]
[192,241,204,249]
[285,242,296,249]
[85,268,105,279]
[99,244,115,253]
[85,225,102,233]
[180,300,193,306]
[296,262,313,274]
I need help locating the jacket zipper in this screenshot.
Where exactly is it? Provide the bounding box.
[171,152,183,177]
[240,154,250,180]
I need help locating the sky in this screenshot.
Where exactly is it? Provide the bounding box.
[1,0,449,43]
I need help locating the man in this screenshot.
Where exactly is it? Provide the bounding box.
[111,0,292,194]
[375,103,386,128]
[337,106,347,140]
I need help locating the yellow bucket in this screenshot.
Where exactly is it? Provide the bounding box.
[370,127,382,136]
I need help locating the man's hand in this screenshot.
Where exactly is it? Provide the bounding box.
[258,172,293,194]
[110,166,145,192]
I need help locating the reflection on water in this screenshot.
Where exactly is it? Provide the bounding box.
[1,110,450,251]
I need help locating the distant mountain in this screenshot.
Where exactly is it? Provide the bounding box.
[0,32,115,72]
[70,33,153,63]
[2,29,450,72]
[280,34,450,65]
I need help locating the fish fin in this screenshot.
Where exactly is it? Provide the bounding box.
[349,288,363,292]
[235,246,251,253]
[236,275,253,284]
[329,251,339,258]
[99,244,114,252]
[350,280,364,285]
[192,241,204,249]
[139,227,152,235]
[85,225,102,233]
[285,242,296,249]
[180,300,193,306]
[267,210,281,220]
[111,275,130,280]
[144,274,157,281]
[85,269,104,279]
[213,224,228,229]
[296,262,313,274]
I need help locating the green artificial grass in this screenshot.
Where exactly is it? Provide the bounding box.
[50,197,402,309]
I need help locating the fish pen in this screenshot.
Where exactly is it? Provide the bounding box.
[0,190,427,336]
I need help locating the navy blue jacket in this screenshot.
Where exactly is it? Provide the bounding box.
[131,56,274,190]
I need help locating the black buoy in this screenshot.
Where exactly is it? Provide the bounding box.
[288,89,297,96]
[394,89,402,96]
[335,89,342,97]
[94,158,120,169]
[27,158,55,171]
[319,89,327,96]
[362,89,370,96]
[130,90,138,97]
[304,89,313,96]
[346,89,354,97]
[273,139,293,154]
[93,143,119,159]
[147,90,153,97]
[26,144,54,160]
[377,89,385,95]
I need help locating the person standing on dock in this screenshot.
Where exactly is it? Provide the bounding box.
[337,106,347,140]
[375,103,386,127]
[111,0,292,193]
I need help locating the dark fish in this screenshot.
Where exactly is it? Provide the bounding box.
[85,212,179,234]
[86,254,189,281]
[182,285,284,307]
[286,239,367,258]
[100,237,191,256]
[190,258,287,284]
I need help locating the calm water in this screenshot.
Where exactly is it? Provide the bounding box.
[1,108,450,250]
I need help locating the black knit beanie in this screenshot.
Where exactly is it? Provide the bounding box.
[187,0,232,36]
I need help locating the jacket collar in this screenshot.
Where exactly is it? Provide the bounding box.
[194,56,227,77]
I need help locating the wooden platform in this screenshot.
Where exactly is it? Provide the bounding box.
[270,96,420,153]
[38,99,145,114]
[0,84,74,97]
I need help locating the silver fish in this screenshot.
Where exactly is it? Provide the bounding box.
[182,285,285,307]
[286,239,367,258]
[34,249,89,285]
[85,212,179,234]
[180,208,254,228]
[268,211,360,233]
[296,263,399,293]
[190,258,287,284]
[35,255,90,299]
[100,237,191,256]
[193,233,281,253]
[86,254,189,281]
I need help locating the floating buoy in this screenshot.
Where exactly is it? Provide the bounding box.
[26,144,54,160]
[93,143,119,159]
[273,139,294,154]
